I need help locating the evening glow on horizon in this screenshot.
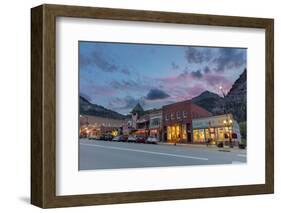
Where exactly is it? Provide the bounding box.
[79,41,246,115]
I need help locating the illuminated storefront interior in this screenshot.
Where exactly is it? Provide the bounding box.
[193,127,233,144]
[192,114,240,145]
[167,124,187,143]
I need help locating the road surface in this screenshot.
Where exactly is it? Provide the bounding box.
[79,138,247,170]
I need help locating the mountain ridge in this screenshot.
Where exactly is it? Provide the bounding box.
[79,96,126,120]
[192,69,246,122]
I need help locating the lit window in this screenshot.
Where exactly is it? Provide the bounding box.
[193,129,205,143]
[182,124,187,140]
[171,113,175,120]
[167,126,171,140]
[193,130,199,142]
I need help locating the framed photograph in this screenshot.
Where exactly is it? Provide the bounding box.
[31,4,274,208]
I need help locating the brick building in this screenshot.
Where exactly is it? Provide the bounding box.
[162,100,212,143]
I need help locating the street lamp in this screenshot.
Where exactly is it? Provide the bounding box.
[219,85,226,98]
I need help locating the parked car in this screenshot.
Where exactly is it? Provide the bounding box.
[104,134,113,141]
[112,136,121,142]
[127,135,137,142]
[119,135,128,142]
[135,135,146,143]
[99,134,106,140]
[146,136,158,144]
[112,135,127,142]
[89,135,100,140]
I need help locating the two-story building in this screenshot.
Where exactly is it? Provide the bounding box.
[148,108,162,140]
[162,100,212,143]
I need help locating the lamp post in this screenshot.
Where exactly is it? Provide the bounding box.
[223,116,233,148]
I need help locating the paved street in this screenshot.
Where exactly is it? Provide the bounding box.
[79,139,247,170]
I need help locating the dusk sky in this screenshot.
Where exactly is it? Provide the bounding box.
[79,41,246,115]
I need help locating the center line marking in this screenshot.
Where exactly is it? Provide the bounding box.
[81,143,208,161]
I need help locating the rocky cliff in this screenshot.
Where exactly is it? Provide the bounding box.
[192,69,247,122]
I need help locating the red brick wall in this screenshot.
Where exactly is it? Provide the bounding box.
[162,100,192,126]
[162,100,212,126]
[190,103,212,119]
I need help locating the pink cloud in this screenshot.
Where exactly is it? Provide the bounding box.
[203,74,232,93]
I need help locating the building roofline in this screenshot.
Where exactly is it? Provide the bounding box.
[192,113,233,121]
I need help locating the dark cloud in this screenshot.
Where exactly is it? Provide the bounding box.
[171,62,179,70]
[178,70,189,79]
[120,68,131,75]
[110,79,150,92]
[212,48,246,72]
[185,47,211,64]
[91,51,119,73]
[80,49,131,75]
[110,80,137,90]
[203,66,211,74]
[146,88,170,100]
[79,54,92,68]
[191,70,203,79]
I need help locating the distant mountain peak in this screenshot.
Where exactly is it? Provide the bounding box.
[192,90,222,102]
[79,96,125,120]
[191,90,222,115]
[191,68,247,122]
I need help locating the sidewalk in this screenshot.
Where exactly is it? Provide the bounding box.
[157,141,246,152]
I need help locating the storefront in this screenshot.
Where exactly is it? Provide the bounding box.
[134,129,149,137]
[149,109,162,140]
[162,100,211,143]
[192,114,241,145]
[166,124,187,142]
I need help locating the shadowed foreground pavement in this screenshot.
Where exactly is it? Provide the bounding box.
[79,139,247,170]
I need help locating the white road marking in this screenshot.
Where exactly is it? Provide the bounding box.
[237,154,247,158]
[81,143,208,161]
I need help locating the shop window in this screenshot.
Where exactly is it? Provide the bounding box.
[182,124,187,140]
[176,125,180,139]
[199,129,205,141]
[218,128,225,141]
[205,129,210,139]
[167,125,183,141]
[193,129,205,143]
[171,126,176,139]
[193,130,199,142]
[167,126,171,140]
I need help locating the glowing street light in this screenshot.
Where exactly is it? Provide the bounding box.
[219,85,226,98]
